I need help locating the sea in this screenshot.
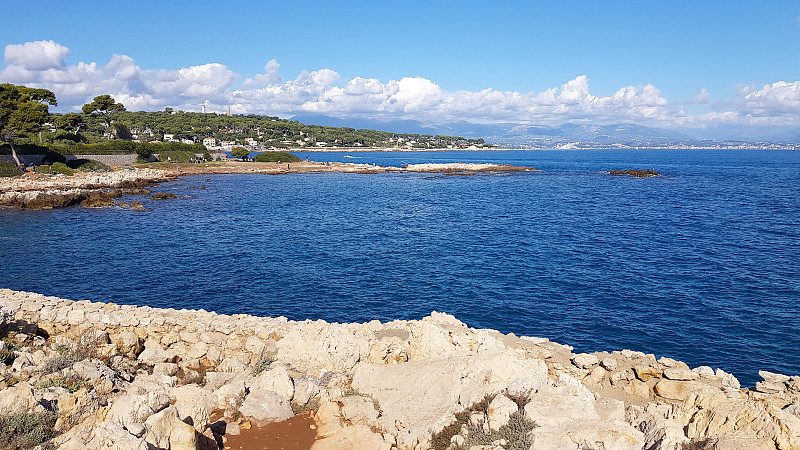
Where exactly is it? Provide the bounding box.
[1,149,798,386]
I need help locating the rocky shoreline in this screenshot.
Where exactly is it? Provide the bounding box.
[1,289,798,449]
[0,168,177,210]
[0,161,535,210]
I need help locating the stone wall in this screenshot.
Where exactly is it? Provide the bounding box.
[0,154,139,165]
[0,155,45,165]
[2,289,289,368]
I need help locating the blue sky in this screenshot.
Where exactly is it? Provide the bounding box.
[2,0,800,132]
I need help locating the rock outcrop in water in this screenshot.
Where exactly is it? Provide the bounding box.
[609,169,661,177]
[0,289,798,449]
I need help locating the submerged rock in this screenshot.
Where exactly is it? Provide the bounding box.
[609,169,661,177]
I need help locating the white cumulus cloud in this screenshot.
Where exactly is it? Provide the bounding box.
[4,40,800,129]
[4,40,71,70]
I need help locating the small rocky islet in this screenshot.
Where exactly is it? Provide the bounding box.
[609,169,661,177]
[1,289,798,450]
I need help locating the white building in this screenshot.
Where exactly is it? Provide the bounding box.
[202,137,216,147]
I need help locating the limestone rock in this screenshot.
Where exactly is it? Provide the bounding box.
[314,400,344,439]
[238,390,293,427]
[136,339,176,365]
[624,379,652,399]
[0,381,39,413]
[351,351,548,445]
[211,378,247,412]
[530,419,644,450]
[671,393,800,449]
[113,330,143,358]
[523,379,599,427]
[634,365,663,381]
[715,369,741,390]
[216,357,247,373]
[600,358,618,371]
[153,362,178,376]
[67,358,125,394]
[144,405,197,450]
[276,321,369,372]
[311,424,391,450]
[54,388,103,432]
[340,395,379,425]
[487,394,518,431]
[248,364,294,401]
[292,375,320,406]
[655,379,720,402]
[172,384,212,430]
[693,365,715,375]
[583,366,606,386]
[571,353,599,369]
[0,305,15,332]
[637,416,690,450]
[204,371,236,390]
[109,391,170,426]
[55,420,148,450]
[663,367,699,381]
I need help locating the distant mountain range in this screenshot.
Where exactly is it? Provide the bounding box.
[291,114,800,148]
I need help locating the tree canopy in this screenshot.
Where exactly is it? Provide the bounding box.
[82,95,125,116]
[0,83,58,166]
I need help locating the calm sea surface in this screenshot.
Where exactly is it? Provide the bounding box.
[1,149,798,385]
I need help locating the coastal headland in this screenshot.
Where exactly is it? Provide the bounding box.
[1,289,798,449]
[0,161,535,210]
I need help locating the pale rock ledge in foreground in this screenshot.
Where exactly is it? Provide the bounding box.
[0,289,799,449]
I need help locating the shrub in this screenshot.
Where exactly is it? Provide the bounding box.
[40,353,82,375]
[231,147,250,159]
[202,152,212,161]
[36,377,86,393]
[41,150,67,165]
[0,161,23,178]
[682,438,714,450]
[430,394,536,450]
[251,352,276,376]
[0,410,57,450]
[52,132,86,144]
[157,150,197,163]
[0,346,15,365]
[0,143,50,155]
[66,159,111,172]
[291,398,320,414]
[254,151,302,163]
[49,162,74,175]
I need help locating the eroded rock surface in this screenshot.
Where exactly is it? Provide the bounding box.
[0,288,798,450]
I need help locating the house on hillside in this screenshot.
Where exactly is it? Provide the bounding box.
[203,137,217,147]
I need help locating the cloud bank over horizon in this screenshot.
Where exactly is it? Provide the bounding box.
[3,40,800,131]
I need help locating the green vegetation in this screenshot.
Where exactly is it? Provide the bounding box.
[0,411,57,450]
[254,151,302,163]
[65,159,112,172]
[0,161,23,177]
[0,340,16,365]
[251,351,276,376]
[156,150,199,163]
[40,352,82,374]
[35,163,74,176]
[0,83,58,167]
[2,84,493,167]
[430,393,536,450]
[230,147,250,159]
[36,377,86,393]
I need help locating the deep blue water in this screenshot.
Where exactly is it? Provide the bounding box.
[1,149,798,386]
